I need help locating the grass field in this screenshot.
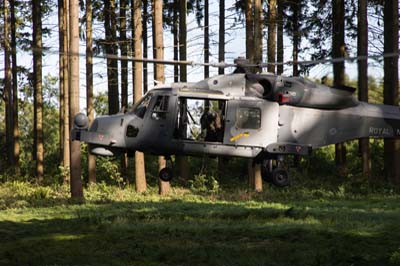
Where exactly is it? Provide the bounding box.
[0,182,400,266]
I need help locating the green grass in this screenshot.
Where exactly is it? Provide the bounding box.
[1,182,400,266]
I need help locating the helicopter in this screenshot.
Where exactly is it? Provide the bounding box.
[71,57,400,187]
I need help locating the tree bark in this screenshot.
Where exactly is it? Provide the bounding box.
[177,0,190,181]
[204,0,209,78]
[58,0,65,172]
[218,0,225,75]
[253,0,263,191]
[292,1,299,76]
[217,0,225,176]
[277,0,284,75]
[104,0,119,115]
[332,0,346,167]
[120,0,128,111]
[133,0,147,193]
[63,0,70,184]
[32,0,44,182]
[86,0,96,184]
[153,0,170,195]
[267,0,277,74]
[173,1,179,82]
[357,0,370,178]
[10,0,20,175]
[69,0,84,199]
[179,0,187,81]
[383,0,400,185]
[254,0,262,67]
[4,0,13,171]
[245,0,254,64]
[119,0,128,183]
[143,0,149,93]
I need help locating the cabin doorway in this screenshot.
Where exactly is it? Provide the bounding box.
[174,97,226,143]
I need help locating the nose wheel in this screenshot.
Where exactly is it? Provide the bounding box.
[159,167,173,182]
[158,156,174,182]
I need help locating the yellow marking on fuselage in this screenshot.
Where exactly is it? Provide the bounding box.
[230,132,250,142]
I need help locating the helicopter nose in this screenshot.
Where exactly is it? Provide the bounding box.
[74,113,89,129]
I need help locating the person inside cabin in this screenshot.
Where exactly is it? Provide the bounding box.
[200,107,223,142]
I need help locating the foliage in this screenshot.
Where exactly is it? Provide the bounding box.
[189,173,219,193]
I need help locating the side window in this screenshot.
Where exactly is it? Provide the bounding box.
[152,95,169,120]
[132,94,152,118]
[236,108,261,129]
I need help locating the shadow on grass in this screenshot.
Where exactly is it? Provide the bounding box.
[1,199,400,266]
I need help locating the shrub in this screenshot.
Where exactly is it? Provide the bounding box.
[189,174,219,193]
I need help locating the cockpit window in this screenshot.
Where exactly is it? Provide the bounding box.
[152,95,169,120]
[130,94,152,118]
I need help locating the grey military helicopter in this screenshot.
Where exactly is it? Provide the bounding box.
[71,58,400,186]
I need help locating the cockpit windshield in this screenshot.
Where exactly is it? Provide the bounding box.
[129,93,152,118]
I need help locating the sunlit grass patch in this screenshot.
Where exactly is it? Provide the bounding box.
[1,182,400,265]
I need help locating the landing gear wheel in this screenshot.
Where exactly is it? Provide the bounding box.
[271,168,289,187]
[159,167,173,182]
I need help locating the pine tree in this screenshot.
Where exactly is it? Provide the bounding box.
[32,0,44,182]
[3,0,13,171]
[86,0,96,183]
[153,0,170,195]
[267,0,277,74]
[332,0,346,167]
[383,0,400,184]
[133,0,147,193]
[69,0,84,199]
[357,0,370,177]
[10,0,20,175]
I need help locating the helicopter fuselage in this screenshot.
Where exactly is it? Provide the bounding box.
[72,73,400,161]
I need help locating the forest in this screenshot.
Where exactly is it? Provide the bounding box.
[1,0,400,265]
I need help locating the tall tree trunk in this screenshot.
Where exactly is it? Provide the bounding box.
[143,0,149,93]
[63,0,70,184]
[86,0,96,184]
[133,0,147,193]
[218,0,225,75]
[58,0,65,171]
[173,1,179,82]
[292,1,299,76]
[69,0,84,199]
[277,0,284,75]
[153,0,170,195]
[217,0,225,177]
[4,0,13,170]
[177,0,190,181]
[10,0,20,175]
[253,0,263,192]
[267,0,277,73]
[179,0,187,80]
[204,0,209,78]
[357,0,370,178]
[254,0,262,66]
[32,0,44,182]
[104,0,119,115]
[383,0,400,184]
[332,0,346,167]
[120,0,128,111]
[119,0,128,183]
[245,0,254,64]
